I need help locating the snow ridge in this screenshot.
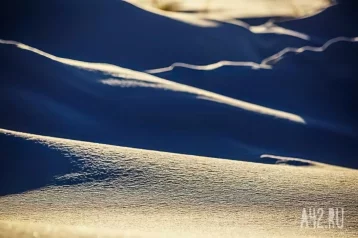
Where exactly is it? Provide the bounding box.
[0,39,305,124]
[146,36,358,73]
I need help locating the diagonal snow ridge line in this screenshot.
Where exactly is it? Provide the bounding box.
[0,37,358,135]
[1,38,356,135]
[222,19,310,40]
[0,39,305,125]
[145,36,358,74]
[259,154,342,168]
[1,38,357,136]
[260,154,315,166]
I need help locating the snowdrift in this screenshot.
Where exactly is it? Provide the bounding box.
[1,0,358,237]
[0,128,357,238]
[1,41,357,168]
[0,0,313,70]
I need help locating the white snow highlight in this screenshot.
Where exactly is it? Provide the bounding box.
[224,19,310,40]
[128,0,332,23]
[0,39,306,125]
[146,36,358,73]
[262,36,358,65]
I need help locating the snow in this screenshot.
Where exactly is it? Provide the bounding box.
[0,128,357,238]
[146,36,358,73]
[1,0,358,237]
[128,0,333,20]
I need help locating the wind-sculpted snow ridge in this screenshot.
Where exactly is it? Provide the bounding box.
[1,38,357,169]
[0,39,305,124]
[127,0,311,40]
[146,60,269,74]
[0,128,358,238]
[262,36,358,65]
[146,36,358,73]
[1,38,356,146]
[128,0,332,24]
[3,0,340,72]
[215,19,310,40]
[260,154,318,167]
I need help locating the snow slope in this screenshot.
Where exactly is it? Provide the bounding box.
[0,128,357,238]
[1,39,357,169]
[129,0,332,19]
[1,0,358,237]
[0,0,324,70]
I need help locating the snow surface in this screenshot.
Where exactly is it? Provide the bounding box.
[129,0,332,22]
[0,128,357,238]
[1,0,358,237]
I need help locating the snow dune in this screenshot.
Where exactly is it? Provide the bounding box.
[0,39,306,124]
[1,38,357,168]
[1,0,358,237]
[129,0,332,20]
[0,128,357,238]
[0,0,322,70]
